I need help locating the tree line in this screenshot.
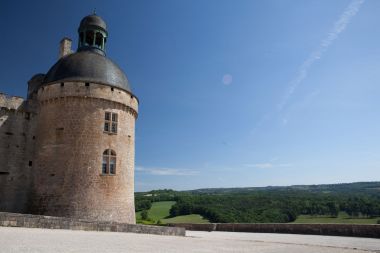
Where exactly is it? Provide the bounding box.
[135,183,380,223]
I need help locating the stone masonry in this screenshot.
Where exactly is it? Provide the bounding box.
[31,82,138,223]
[0,14,139,224]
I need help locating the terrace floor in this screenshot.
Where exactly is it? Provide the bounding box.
[0,227,379,253]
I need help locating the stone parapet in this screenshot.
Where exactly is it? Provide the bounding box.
[37,82,138,114]
[0,212,185,236]
[168,223,380,239]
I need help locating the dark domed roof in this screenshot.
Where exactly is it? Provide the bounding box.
[79,14,107,32]
[43,51,131,92]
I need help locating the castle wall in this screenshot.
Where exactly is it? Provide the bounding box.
[0,94,37,213]
[32,82,137,223]
[37,82,138,113]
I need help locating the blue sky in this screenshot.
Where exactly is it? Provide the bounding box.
[1,0,379,191]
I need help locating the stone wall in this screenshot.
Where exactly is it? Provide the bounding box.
[168,223,380,238]
[0,94,37,213]
[31,82,137,223]
[0,212,185,236]
[37,82,138,114]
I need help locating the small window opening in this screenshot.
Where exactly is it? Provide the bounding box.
[110,158,116,174]
[95,32,103,48]
[112,113,118,122]
[85,31,94,46]
[102,149,116,175]
[28,161,32,167]
[32,136,36,140]
[0,171,10,175]
[85,82,90,87]
[102,158,107,174]
[105,112,111,121]
[111,87,114,91]
[104,122,110,132]
[60,82,64,87]
[111,123,117,133]
[104,112,118,134]
[25,112,30,120]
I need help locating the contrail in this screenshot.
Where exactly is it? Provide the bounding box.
[278,0,365,111]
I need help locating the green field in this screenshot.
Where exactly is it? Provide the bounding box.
[293,212,379,224]
[136,201,175,222]
[162,214,210,224]
[136,201,210,224]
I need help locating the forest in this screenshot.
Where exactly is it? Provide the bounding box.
[135,182,380,223]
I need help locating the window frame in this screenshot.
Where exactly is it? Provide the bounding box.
[104,111,118,134]
[101,149,116,175]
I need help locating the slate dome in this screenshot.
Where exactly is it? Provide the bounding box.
[42,14,132,92]
[78,14,107,32]
[43,51,131,92]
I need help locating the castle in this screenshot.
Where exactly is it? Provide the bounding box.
[0,14,138,224]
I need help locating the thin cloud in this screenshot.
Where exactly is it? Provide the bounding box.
[278,0,365,111]
[244,163,292,169]
[136,166,199,176]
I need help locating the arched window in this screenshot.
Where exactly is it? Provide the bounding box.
[102,149,116,175]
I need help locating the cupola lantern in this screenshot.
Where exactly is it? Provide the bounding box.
[77,14,108,55]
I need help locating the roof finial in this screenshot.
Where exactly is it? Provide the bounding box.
[93,8,96,15]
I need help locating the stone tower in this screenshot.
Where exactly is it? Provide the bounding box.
[28,14,138,223]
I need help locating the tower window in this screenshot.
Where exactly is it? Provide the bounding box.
[104,112,118,134]
[95,32,103,48]
[102,149,116,175]
[85,31,94,46]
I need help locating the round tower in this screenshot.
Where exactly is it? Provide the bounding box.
[31,14,138,223]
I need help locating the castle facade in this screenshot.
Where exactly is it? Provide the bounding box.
[0,14,138,224]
